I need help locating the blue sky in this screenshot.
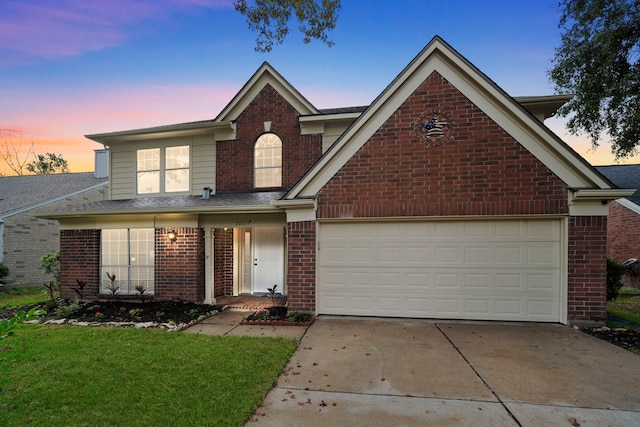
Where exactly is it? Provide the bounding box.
[1,0,637,173]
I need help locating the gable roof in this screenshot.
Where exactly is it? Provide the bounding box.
[595,165,640,207]
[215,62,318,121]
[286,36,624,200]
[0,173,108,219]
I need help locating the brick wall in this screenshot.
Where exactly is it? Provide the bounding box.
[286,221,316,311]
[606,200,640,288]
[216,83,322,192]
[213,228,234,296]
[60,229,100,300]
[568,216,608,323]
[317,71,568,219]
[155,227,204,302]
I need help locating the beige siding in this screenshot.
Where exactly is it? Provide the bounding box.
[191,135,216,196]
[323,120,357,153]
[109,144,135,199]
[110,136,217,199]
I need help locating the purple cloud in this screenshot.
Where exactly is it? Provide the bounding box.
[0,0,233,63]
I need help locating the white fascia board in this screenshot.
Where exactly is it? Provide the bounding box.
[299,112,362,135]
[568,188,636,216]
[271,198,316,222]
[86,121,236,145]
[617,197,640,215]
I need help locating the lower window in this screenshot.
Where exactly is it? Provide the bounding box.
[101,228,155,295]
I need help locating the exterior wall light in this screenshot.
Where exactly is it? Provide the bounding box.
[167,230,177,242]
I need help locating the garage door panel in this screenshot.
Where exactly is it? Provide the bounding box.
[317,220,562,322]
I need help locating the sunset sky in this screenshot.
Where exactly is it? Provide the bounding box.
[1,0,638,175]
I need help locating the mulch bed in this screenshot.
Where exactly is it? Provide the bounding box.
[582,327,640,353]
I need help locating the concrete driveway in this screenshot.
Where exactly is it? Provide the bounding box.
[247,317,640,426]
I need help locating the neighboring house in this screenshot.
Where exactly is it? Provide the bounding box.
[595,164,640,289]
[37,37,633,325]
[1,160,109,286]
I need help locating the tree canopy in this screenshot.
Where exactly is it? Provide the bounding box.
[26,153,70,174]
[549,0,640,160]
[234,0,340,52]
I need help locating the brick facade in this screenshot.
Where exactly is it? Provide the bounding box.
[60,229,101,300]
[155,227,205,302]
[213,228,234,296]
[216,83,322,192]
[318,72,568,219]
[567,216,608,323]
[286,221,316,311]
[606,200,640,288]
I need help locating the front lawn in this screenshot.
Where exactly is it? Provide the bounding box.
[0,287,49,309]
[0,325,297,426]
[608,288,640,330]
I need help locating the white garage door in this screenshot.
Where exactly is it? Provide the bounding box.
[317,219,563,322]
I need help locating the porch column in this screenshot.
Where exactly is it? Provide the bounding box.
[204,228,216,304]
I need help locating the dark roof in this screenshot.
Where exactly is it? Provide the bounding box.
[595,165,640,205]
[0,173,108,218]
[317,106,369,115]
[35,191,287,217]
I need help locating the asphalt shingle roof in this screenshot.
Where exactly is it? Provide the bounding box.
[35,191,288,216]
[0,173,108,217]
[595,164,640,205]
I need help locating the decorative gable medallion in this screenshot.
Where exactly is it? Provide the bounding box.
[413,110,454,146]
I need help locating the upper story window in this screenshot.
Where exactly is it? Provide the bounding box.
[137,145,190,194]
[254,133,282,188]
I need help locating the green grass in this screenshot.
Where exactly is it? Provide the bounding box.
[0,287,49,309]
[0,325,297,426]
[607,288,640,329]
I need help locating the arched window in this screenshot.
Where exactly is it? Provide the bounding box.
[254,133,282,188]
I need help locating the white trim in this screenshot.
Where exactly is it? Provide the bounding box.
[204,229,215,304]
[616,197,640,215]
[86,121,236,145]
[216,62,317,121]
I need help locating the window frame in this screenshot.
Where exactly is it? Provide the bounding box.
[101,228,155,295]
[136,145,190,195]
[254,133,282,188]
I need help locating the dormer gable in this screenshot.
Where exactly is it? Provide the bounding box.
[215,62,318,122]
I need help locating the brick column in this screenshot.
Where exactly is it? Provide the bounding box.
[155,227,204,302]
[213,228,234,296]
[60,229,100,300]
[567,216,607,324]
[286,221,316,312]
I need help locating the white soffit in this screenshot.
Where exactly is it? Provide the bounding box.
[287,36,613,199]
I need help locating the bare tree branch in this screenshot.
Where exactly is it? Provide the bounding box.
[0,127,35,176]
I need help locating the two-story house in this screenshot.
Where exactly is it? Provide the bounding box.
[38,37,633,325]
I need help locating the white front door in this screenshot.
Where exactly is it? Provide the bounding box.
[252,227,284,294]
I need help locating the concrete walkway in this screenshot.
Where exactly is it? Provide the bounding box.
[184,308,308,340]
[245,317,640,426]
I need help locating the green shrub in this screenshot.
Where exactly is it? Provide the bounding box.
[606,256,626,301]
[0,262,9,284]
[54,299,82,318]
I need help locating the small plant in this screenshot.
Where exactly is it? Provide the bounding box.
[0,262,9,285]
[607,256,627,301]
[253,308,271,321]
[265,284,282,307]
[95,311,104,319]
[156,311,164,319]
[105,272,120,299]
[0,306,46,339]
[135,284,148,303]
[72,279,87,301]
[188,308,200,319]
[41,250,61,285]
[128,308,144,320]
[54,299,82,318]
[43,281,59,301]
[286,311,312,323]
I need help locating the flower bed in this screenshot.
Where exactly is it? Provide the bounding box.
[242,306,313,326]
